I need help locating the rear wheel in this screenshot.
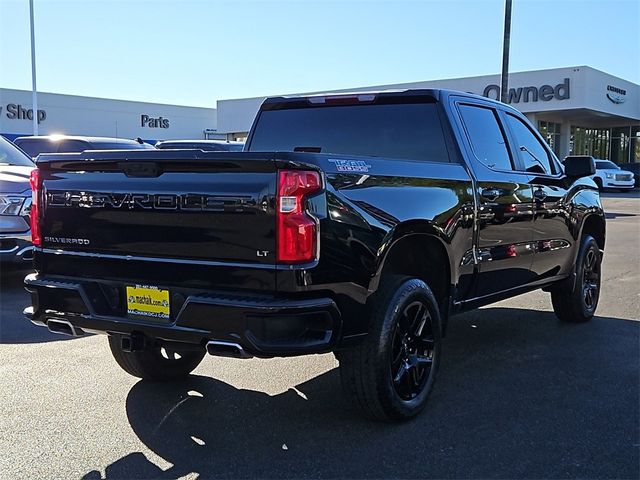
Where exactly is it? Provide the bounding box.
[108,335,205,381]
[551,235,601,323]
[338,276,442,422]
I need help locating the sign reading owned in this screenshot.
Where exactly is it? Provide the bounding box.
[483,78,570,103]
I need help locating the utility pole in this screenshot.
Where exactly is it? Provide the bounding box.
[500,0,512,104]
[29,0,39,135]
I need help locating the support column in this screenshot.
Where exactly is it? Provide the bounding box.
[559,121,572,159]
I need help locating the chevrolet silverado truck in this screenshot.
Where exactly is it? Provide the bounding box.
[24,89,605,421]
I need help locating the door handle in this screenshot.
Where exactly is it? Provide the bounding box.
[481,188,502,201]
[533,189,547,202]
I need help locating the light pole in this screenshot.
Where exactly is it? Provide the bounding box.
[29,0,38,135]
[500,0,512,104]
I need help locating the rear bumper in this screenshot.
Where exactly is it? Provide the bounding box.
[24,273,341,357]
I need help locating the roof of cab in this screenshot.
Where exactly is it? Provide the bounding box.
[261,88,509,110]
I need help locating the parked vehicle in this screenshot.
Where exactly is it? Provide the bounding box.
[0,136,35,263]
[155,139,244,151]
[24,89,605,421]
[619,162,640,188]
[14,135,154,158]
[592,159,635,191]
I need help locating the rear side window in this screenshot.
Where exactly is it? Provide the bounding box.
[458,104,512,171]
[249,102,450,162]
[504,113,555,175]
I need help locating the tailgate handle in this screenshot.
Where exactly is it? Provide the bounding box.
[119,162,161,178]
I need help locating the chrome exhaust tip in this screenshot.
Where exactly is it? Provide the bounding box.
[206,340,252,359]
[46,318,84,337]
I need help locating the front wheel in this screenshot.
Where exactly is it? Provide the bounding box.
[551,235,601,323]
[108,335,206,381]
[338,276,442,422]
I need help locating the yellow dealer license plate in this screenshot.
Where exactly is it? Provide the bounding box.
[126,285,170,321]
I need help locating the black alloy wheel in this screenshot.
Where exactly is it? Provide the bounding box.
[581,246,600,313]
[338,276,442,421]
[551,234,601,323]
[390,300,436,401]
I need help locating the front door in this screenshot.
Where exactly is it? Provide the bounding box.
[501,111,573,281]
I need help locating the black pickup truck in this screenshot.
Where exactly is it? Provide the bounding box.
[24,89,605,421]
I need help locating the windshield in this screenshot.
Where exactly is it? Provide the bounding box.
[248,102,449,162]
[0,137,34,166]
[595,160,619,170]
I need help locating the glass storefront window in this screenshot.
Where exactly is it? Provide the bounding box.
[610,127,630,164]
[569,126,640,164]
[570,126,610,159]
[538,121,561,156]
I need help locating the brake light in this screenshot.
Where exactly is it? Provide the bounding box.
[308,94,377,105]
[29,169,42,247]
[277,170,321,263]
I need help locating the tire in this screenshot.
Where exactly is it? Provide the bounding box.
[551,235,601,323]
[338,276,442,422]
[108,335,205,381]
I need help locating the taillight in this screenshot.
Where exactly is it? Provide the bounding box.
[277,170,321,263]
[29,169,42,247]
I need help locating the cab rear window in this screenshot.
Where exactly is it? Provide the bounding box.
[249,102,450,163]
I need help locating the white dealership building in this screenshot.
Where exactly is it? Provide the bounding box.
[217,66,639,164]
[1,65,638,163]
[0,89,218,144]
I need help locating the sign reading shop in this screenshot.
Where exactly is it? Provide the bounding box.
[483,78,570,104]
[0,103,47,124]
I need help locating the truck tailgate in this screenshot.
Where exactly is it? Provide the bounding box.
[37,151,278,290]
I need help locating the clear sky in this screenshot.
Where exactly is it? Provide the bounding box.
[1,0,638,107]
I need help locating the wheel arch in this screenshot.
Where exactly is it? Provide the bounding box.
[369,223,453,321]
[580,213,606,251]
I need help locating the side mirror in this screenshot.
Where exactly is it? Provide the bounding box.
[563,155,595,178]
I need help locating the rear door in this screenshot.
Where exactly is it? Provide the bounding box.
[452,99,536,298]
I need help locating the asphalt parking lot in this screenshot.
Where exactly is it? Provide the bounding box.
[1,192,638,480]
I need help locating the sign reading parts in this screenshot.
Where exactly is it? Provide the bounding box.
[141,114,170,128]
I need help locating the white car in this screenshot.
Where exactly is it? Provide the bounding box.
[592,159,635,191]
